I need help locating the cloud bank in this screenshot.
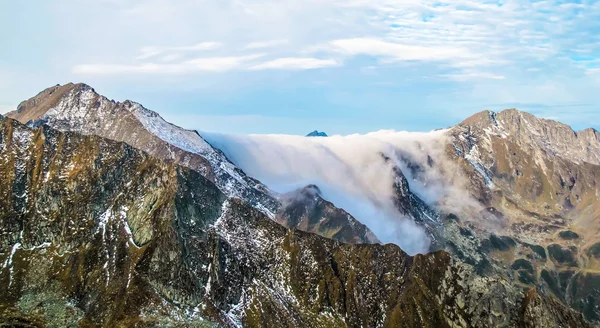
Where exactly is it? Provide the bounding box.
[204,129,475,255]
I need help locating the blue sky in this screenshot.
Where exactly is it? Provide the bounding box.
[1,0,599,134]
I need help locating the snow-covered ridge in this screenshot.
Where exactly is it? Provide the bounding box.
[126,101,276,207]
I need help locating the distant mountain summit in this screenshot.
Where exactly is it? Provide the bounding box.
[306,130,327,137]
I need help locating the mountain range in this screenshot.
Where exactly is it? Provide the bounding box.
[1,83,598,327]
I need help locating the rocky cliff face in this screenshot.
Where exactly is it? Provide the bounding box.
[448,108,600,323]
[0,116,590,327]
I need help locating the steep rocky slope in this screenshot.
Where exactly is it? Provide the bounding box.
[6,84,376,246]
[6,83,279,216]
[0,116,590,327]
[448,108,600,322]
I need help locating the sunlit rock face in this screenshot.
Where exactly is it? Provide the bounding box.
[448,108,600,323]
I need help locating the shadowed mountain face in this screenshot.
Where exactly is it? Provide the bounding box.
[0,115,591,327]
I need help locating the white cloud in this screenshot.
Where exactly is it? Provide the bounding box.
[74,55,341,74]
[62,0,600,82]
[204,129,479,254]
[586,68,600,75]
[249,57,339,70]
[73,54,264,75]
[187,54,265,71]
[330,38,473,63]
[245,39,289,49]
[443,72,506,81]
[137,42,222,60]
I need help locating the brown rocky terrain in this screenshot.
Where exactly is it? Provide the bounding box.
[2,83,599,326]
[0,115,591,327]
[449,108,600,322]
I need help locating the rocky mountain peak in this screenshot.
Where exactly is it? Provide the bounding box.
[460,109,498,127]
[300,184,321,196]
[457,108,600,165]
[8,83,97,124]
[6,82,281,217]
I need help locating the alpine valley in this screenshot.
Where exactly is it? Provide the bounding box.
[1,83,599,327]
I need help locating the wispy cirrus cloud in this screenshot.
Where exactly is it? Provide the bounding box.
[329,38,474,64]
[73,54,264,75]
[443,72,506,82]
[244,39,289,49]
[69,0,600,81]
[136,42,222,60]
[249,57,339,70]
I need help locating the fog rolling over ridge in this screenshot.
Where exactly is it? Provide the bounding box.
[204,129,473,255]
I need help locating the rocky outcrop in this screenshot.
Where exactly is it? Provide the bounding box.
[387,156,443,250]
[0,116,590,327]
[275,185,379,244]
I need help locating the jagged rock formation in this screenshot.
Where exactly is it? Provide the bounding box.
[275,185,379,244]
[0,116,590,327]
[448,108,600,323]
[306,130,327,137]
